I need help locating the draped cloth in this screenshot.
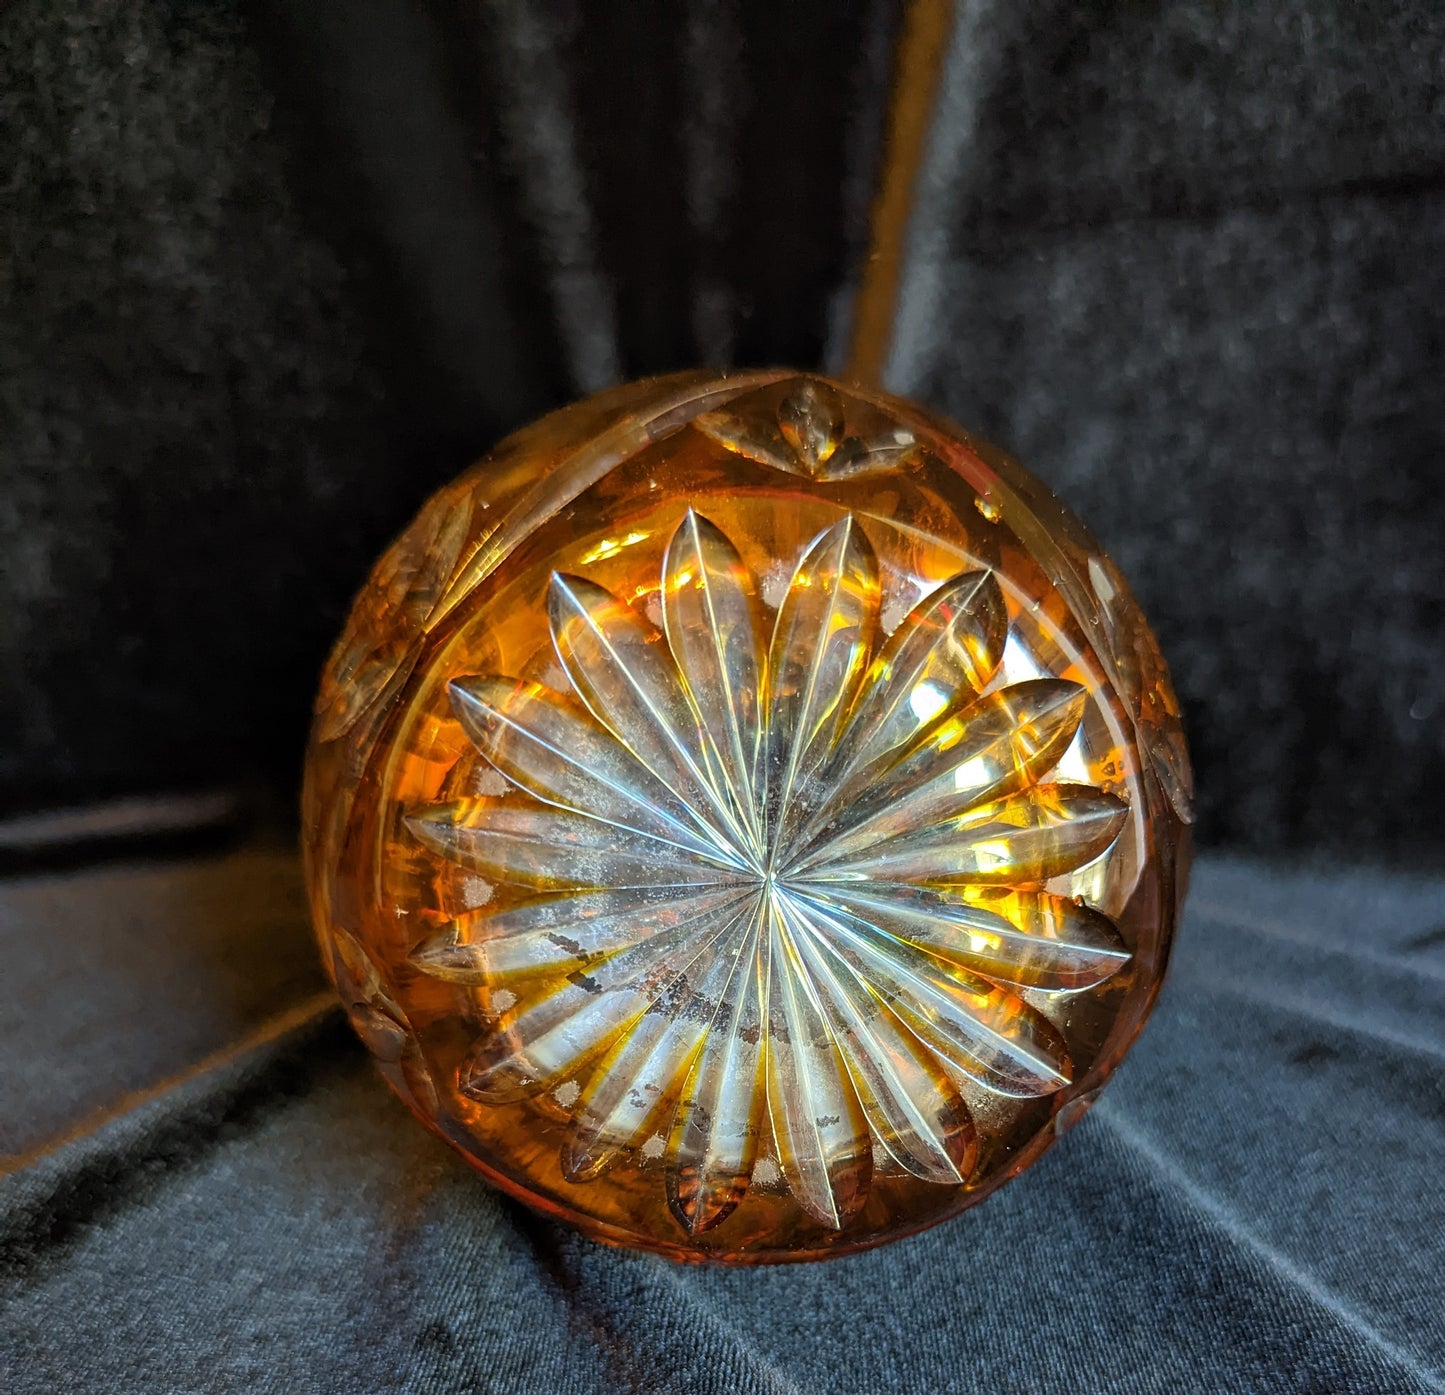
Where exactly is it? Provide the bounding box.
[4,846,1443,1393]
[3,0,1444,1388]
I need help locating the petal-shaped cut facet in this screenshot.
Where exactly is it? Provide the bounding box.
[828,570,1007,793]
[776,380,847,472]
[406,800,742,890]
[549,574,750,855]
[449,676,741,868]
[791,895,1073,1097]
[667,903,769,1234]
[794,680,1088,872]
[765,905,872,1229]
[693,406,795,475]
[561,901,757,1181]
[315,646,413,746]
[662,512,767,852]
[330,924,409,1061]
[814,783,1128,888]
[782,897,977,1184]
[803,884,1130,992]
[460,891,752,1101]
[315,489,472,742]
[765,519,880,845]
[410,886,751,986]
[821,429,921,480]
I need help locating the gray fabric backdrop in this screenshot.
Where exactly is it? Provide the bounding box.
[3,4,1444,1391]
[3,0,1443,858]
[4,851,1444,1392]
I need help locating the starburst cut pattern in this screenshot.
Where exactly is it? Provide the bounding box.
[315,484,474,743]
[695,377,920,480]
[408,511,1132,1235]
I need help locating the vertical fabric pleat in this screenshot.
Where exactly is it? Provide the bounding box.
[475,0,624,392]
[681,1,745,367]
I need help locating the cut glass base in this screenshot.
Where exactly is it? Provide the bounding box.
[303,371,1191,1262]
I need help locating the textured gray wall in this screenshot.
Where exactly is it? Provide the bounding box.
[1,0,1442,860]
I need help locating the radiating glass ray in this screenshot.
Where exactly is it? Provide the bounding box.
[802,883,1130,992]
[329,924,410,1062]
[694,379,921,481]
[764,904,872,1230]
[561,902,757,1182]
[328,924,439,1114]
[822,430,921,480]
[765,518,880,848]
[813,783,1128,888]
[459,894,751,1102]
[791,895,1072,1097]
[315,646,407,745]
[693,404,796,475]
[448,675,744,868]
[406,800,744,890]
[661,511,766,852]
[827,569,1007,793]
[548,573,751,855]
[666,904,769,1235]
[781,897,977,1184]
[410,886,752,986]
[776,379,847,471]
[406,511,1137,1229]
[793,680,1088,872]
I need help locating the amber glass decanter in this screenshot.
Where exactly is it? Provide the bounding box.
[303,371,1191,1262]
